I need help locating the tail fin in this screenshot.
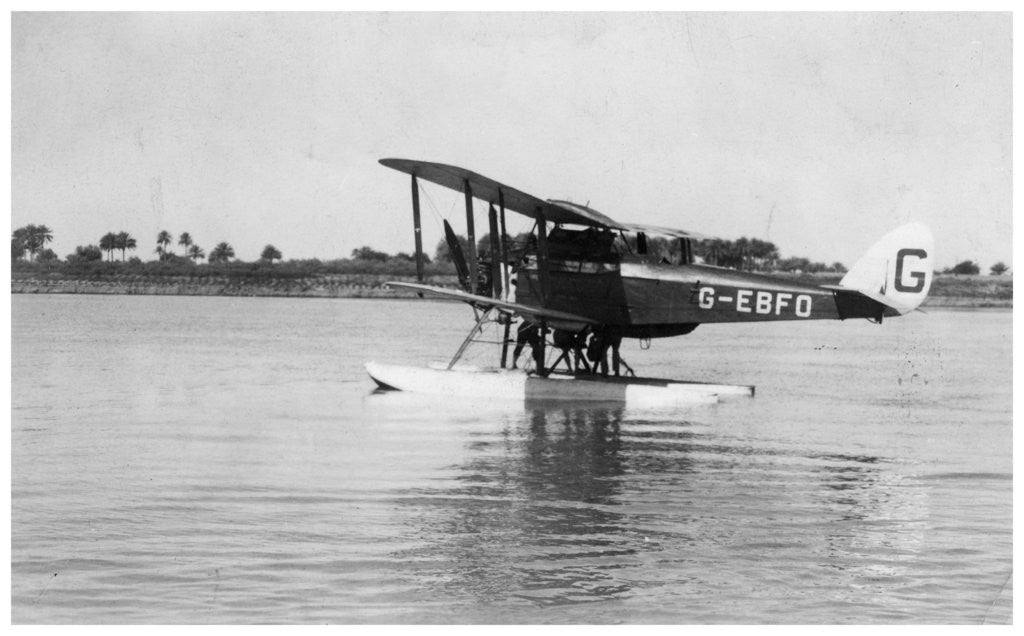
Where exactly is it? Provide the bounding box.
[838,223,934,315]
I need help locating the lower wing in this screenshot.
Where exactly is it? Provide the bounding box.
[385,281,597,328]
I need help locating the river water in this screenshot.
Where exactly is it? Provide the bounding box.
[10,294,1012,624]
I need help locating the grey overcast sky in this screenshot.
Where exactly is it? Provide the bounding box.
[11,12,1012,269]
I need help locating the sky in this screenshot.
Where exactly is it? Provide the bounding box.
[10,12,1013,270]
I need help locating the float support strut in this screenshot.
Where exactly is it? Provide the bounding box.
[500,321,511,369]
[448,307,492,370]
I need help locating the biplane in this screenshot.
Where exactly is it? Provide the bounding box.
[366,158,933,405]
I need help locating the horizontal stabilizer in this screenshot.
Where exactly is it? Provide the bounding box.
[821,284,914,318]
[385,281,598,326]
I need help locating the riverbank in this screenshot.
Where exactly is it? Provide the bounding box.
[9,271,1012,307]
[9,272,455,299]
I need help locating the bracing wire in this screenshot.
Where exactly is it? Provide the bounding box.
[416,178,538,248]
[411,181,462,263]
[418,183,448,230]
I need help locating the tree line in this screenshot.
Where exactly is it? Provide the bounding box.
[942,259,1008,276]
[13,224,283,267]
[12,223,1011,276]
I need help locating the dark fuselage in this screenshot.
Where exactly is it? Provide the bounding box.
[514,254,879,338]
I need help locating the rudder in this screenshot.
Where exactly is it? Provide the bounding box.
[839,223,934,315]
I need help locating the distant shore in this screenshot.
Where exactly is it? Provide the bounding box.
[9,271,1012,307]
[9,272,446,299]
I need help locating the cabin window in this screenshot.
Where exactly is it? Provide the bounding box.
[545,226,616,262]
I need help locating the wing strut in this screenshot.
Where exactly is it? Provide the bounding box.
[487,204,502,300]
[535,207,550,302]
[498,188,510,296]
[410,174,425,283]
[498,188,511,368]
[463,179,478,293]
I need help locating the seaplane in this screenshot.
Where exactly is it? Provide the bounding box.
[365,158,934,406]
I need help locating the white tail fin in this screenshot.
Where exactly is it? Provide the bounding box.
[840,223,934,315]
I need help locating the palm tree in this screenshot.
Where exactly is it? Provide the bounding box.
[208,242,235,264]
[261,244,282,264]
[12,224,54,261]
[156,230,173,259]
[188,244,205,262]
[746,238,779,271]
[700,238,726,266]
[115,231,137,262]
[178,232,193,255]
[11,227,29,260]
[759,240,780,271]
[99,232,118,262]
[30,225,53,261]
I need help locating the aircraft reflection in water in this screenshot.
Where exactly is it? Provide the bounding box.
[391,406,636,607]
[367,158,935,406]
[383,403,920,614]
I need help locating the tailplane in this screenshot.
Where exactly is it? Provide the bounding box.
[836,222,934,316]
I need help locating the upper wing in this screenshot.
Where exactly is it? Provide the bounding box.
[546,200,710,240]
[380,158,618,227]
[616,222,710,241]
[379,158,709,239]
[385,281,598,327]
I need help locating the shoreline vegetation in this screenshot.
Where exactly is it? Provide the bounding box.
[10,264,1012,308]
[13,224,1010,307]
